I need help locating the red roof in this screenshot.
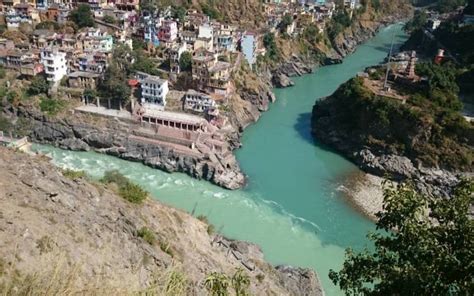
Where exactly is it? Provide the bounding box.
[128,79,139,87]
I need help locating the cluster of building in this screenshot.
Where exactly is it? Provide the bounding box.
[0,0,364,135]
[0,25,115,87]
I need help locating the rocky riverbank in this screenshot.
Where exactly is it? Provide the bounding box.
[0,147,324,295]
[267,14,411,90]
[2,105,245,190]
[311,77,473,204]
[337,171,386,221]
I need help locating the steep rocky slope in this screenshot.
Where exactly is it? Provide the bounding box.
[311,77,473,197]
[2,104,245,190]
[0,147,324,295]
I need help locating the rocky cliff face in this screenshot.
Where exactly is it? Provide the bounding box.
[3,105,245,190]
[311,78,472,197]
[0,147,324,295]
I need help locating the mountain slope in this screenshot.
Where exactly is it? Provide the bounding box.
[0,147,323,295]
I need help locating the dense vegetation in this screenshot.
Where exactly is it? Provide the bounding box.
[313,71,473,171]
[330,180,474,294]
[69,4,95,28]
[435,21,474,64]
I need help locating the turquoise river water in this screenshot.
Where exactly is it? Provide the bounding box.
[33,24,407,295]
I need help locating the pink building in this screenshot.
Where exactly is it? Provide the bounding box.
[158,20,178,43]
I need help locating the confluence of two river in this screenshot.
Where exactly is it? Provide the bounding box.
[35,24,407,295]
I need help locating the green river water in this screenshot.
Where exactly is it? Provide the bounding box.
[33,24,408,295]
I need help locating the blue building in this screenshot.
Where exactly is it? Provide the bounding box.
[241,32,256,67]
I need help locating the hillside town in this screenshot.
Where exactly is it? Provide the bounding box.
[0,0,361,123]
[0,0,364,181]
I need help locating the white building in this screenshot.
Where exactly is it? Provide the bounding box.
[136,72,169,111]
[198,24,214,40]
[41,48,67,83]
[183,89,216,113]
[241,32,257,67]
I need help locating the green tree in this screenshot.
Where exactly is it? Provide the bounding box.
[179,51,192,71]
[437,0,466,13]
[278,14,293,33]
[70,4,95,28]
[329,181,474,295]
[98,64,131,108]
[103,15,116,24]
[83,88,96,104]
[204,272,230,296]
[172,5,187,22]
[263,33,278,60]
[416,62,460,99]
[131,50,159,75]
[404,10,428,32]
[28,75,49,95]
[112,44,134,74]
[201,3,222,20]
[231,269,250,296]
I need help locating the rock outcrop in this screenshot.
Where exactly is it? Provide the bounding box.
[3,105,245,190]
[0,147,323,295]
[311,78,472,198]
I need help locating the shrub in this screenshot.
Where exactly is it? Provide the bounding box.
[204,272,230,296]
[159,241,174,257]
[137,227,156,245]
[197,215,208,223]
[62,169,86,180]
[164,270,188,296]
[39,97,65,116]
[256,273,265,283]
[100,170,129,185]
[118,181,148,204]
[103,15,116,24]
[101,170,148,204]
[70,4,95,28]
[207,224,215,236]
[231,268,250,295]
[6,91,19,105]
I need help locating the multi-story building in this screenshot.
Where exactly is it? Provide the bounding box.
[183,89,217,113]
[67,71,101,89]
[78,28,114,53]
[158,20,178,43]
[198,24,213,39]
[191,49,231,95]
[192,50,216,88]
[216,35,235,52]
[168,43,187,74]
[207,60,231,95]
[41,48,67,82]
[180,30,197,49]
[136,71,169,110]
[241,31,257,67]
[76,53,107,73]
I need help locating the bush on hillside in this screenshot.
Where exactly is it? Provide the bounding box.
[39,97,66,116]
[101,170,148,204]
[137,227,156,245]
